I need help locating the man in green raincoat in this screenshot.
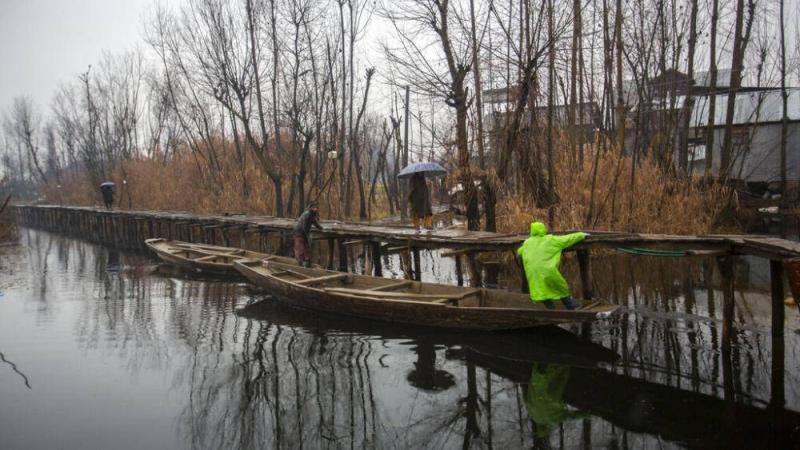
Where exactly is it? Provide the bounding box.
[516,222,587,310]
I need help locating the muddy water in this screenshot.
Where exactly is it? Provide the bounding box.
[1,228,799,449]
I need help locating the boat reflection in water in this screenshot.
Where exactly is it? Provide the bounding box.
[0,228,799,450]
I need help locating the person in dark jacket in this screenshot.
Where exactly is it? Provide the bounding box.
[100,183,114,210]
[408,173,433,229]
[293,202,323,267]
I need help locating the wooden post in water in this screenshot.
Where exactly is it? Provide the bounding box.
[514,251,529,294]
[412,247,422,281]
[577,249,594,300]
[239,226,247,249]
[466,252,480,287]
[577,249,594,340]
[337,239,348,272]
[263,229,271,253]
[717,256,735,352]
[371,241,383,277]
[327,239,335,270]
[770,259,785,408]
[364,243,373,275]
[222,226,231,247]
[454,254,464,286]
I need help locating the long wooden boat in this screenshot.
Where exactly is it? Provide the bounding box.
[237,300,620,367]
[145,238,297,275]
[234,258,620,330]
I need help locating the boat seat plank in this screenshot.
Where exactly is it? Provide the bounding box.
[324,287,480,300]
[175,243,241,254]
[175,247,244,258]
[294,273,350,286]
[273,267,312,279]
[431,298,455,304]
[368,280,413,291]
[195,255,221,262]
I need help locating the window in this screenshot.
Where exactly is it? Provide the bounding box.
[688,143,706,161]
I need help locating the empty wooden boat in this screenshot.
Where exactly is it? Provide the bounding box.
[234,259,620,330]
[145,238,296,275]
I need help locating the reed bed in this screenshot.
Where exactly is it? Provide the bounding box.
[496,143,731,235]
[40,139,730,235]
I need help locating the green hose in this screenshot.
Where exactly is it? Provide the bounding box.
[616,247,688,257]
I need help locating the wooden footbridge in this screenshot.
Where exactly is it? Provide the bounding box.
[14,204,800,327]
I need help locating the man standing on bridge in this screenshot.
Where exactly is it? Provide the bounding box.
[517,222,587,310]
[293,201,323,267]
[99,182,115,210]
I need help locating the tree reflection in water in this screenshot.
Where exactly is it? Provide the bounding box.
[9,228,800,449]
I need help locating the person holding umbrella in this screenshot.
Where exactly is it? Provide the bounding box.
[99,181,115,210]
[398,162,446,230]
[409,173,433,229]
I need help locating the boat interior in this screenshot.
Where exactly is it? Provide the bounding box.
[238,258,597,311]
[148,239,272,264]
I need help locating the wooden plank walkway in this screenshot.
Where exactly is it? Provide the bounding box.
[13,204,800,259]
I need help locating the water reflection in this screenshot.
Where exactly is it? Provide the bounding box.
[406,341,455,392]
[0,228,798,449]
[524,365,583,440]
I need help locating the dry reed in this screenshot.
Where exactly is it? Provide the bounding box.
[495,141,732,235]
[40,143,394,221]
[40,136,730,235]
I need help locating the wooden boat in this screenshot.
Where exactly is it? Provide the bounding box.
[234,258,620,330]
[145,238,297,275]
[238,300,620,367]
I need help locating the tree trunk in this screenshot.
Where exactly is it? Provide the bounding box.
[469,0,495,231]
[720,0,754,180]
[704,0,719,178]
[678,0,699,176]
[614,0,625,153]
[779,0,789,205]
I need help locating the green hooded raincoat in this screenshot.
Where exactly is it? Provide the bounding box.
[516,222,586,302]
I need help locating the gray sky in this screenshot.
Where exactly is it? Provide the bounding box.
[0,0,156,113]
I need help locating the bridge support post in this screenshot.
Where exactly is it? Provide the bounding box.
[222,226,231,247]
[370,241,383,277]
[513,251,528,294]
[327,239,335,270]
[454,254,464,286]
[259,229,269,253]
[770,259,785,408]
[412,248,422,281]
[717,256,735,352]
[466,252,480,287]
[338,239,348,272]
[577,249,593,301]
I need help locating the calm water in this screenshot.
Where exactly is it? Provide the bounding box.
[1,228,799,449]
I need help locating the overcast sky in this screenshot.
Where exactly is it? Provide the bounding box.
[0,0,159,113]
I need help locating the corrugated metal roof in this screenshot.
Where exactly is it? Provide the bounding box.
[692,69,733,87]
[674,88,800,126]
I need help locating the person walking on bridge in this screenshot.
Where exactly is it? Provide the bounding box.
[516,222,587,310]
[99,182,115,210]
[293,201,323,267]
[408,172,433,230]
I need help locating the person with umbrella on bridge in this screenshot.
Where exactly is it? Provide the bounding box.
[398,162,446,230]
[100,181,115,210]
